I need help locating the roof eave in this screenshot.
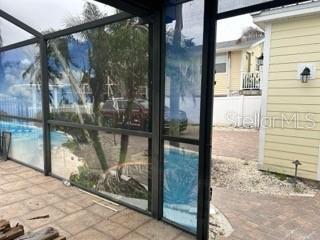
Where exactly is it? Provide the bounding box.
[216,39,264,53]
[252,1,320,28]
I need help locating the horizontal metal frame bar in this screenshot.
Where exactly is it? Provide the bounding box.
[44,11,133,40]
[48,120,152,138]
[0,9,42,38]
[96,0,159,16]
[0,114,42,123]
[162,217,196,236]
[8,157,44,173]
[0,38,39,53]
[50,172,152,216]
[162,135,199,145]
[217,0,310,20]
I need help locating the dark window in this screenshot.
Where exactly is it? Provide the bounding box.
[215,63,227,73]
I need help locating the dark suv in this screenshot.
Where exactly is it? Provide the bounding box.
[101,99,188,131]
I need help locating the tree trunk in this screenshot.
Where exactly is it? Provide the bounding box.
[169,5,183,146]
[117,73,134,178]
[52,42,108,171]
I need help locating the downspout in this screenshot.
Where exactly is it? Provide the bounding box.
[227,51,231,96]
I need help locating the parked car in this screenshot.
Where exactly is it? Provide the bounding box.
[101,99,188,132]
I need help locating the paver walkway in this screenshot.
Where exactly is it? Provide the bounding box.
[214,187,320,240]
[0,161,194,240]
[212,128,259,161]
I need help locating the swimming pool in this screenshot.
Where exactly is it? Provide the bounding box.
[0,120,199,232]
[163,146,199,233]
[0,120,68,169]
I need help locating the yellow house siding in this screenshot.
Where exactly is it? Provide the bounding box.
[230,51,241,91]
[263,14,320,180]
[244,43,264,73]
[214,73,228,96]
[214,43,263,96]
[271,14,320,33]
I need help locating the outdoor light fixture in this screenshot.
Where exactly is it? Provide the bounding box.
[292,160,302,186]
[257,54,263,66]
[300,67,311,83]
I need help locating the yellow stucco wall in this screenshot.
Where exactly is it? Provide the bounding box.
[262,14,320,180]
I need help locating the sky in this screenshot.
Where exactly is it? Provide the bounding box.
[0,0,257,46]
[217,14,256,43]
[0,0,116,46]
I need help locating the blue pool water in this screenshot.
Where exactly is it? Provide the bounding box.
[0,120,68,169]
[163,146,199,233]
[0,121,199,232]
[0,121,67,144]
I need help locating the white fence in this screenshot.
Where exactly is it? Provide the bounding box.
[213,96,261,128]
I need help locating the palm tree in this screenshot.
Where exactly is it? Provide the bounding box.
[166,4,196,139]
[23,3,149,197]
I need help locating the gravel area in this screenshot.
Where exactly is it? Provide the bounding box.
[211,155,319,196]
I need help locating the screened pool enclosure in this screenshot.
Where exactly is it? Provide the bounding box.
[0,0,305,239]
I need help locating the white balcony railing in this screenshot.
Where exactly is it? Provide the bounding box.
[242,72,261,90]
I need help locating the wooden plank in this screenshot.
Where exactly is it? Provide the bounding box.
[272,15,320,33]
[265,142,319,157]
[264,149,317,164]
[267,111,320,123]
[0,225,24,240]
[0,220,10,233]
[269,71,320,81]
[271,35,320,48]
[267,103,320,113]
[272,28,320,41]
[53,237,66,240]
[269,62,320,73]
[268,88,320,97]
[268,96,320,105]
[265,127,320,140]
[265,134,320,147]
[262,163,317,180]
[270,52,320,65]
[16,227,59,240]
[270,44,320,57]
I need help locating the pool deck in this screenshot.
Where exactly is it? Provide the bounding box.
[0,160,195,240]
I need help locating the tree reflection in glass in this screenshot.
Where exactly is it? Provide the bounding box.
[45,3,150,210]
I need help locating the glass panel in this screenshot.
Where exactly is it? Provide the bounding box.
[0,117,43,170]
[0,0,120,33]
[0,44,42,119]
[164,0,204,139]
[51,125,151,211]
[0,17,34,47]
[163,141,199,232]
[48,18,150,131]
[215,63,226,73]
[218,0,272,13]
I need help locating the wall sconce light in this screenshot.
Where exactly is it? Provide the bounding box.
[300,67,311,83]
[257,54,264,66]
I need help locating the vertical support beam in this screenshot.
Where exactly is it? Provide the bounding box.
[197,0,218,239]
[151,10,163,219]
[40,38,51,176]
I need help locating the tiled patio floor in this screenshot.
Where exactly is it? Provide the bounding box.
[0,160,194,240]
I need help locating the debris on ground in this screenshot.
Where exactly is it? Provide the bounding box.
[0,219,66,240]
[211,155,319,196]
[209,205,233,240]
[27,215,50,221]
